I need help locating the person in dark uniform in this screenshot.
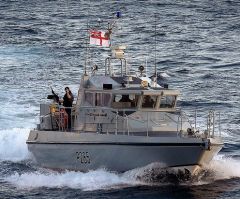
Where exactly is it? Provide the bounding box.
[142,95,154,108]
[119,95,132,102]
[63,87,74,129]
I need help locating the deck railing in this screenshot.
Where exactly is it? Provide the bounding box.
[178,109,221,138]
[42,104,221,138]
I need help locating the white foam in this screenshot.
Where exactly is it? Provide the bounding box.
[3,155,240,190]
[0,99,38,130]
[207,154,240,179]
[0,128,31,162]
[3,163,171,190]
[4,169,141,191]
[123,162,167,180]
[158,72,170,78]
[190,154,240,186]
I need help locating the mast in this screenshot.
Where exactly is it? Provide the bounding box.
[154,13,157,78]
[84,22,89,76]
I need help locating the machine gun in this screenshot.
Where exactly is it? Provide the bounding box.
[47,87,61,104]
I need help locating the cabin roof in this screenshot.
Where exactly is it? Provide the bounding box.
[85,75,179,96]
[87,76,119,89]
[87,75,143,89]
[111,76,142,84]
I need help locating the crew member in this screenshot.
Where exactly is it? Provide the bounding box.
[63,87,74,129]
[119,95,132,102]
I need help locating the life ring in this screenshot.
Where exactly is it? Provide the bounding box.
[50,104,57,113]
[141,80,148,87]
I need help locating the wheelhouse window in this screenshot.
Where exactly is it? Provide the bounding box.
[84,92,111,107]
[112,94,140,108]
[85,92,94,106]
[95,93,111,107]
[159,95,176,108]
[142,95,157,108]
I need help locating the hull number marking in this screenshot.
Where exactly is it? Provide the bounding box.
[76,152,90,164]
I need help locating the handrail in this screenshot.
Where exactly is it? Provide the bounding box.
[41,103,221,138]
[177,109,221,138]
[179,110,194,129]
[76,106,184,136]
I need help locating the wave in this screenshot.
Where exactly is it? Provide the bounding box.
[201,73,215,79]
[0,128,31,162]
[158,72,170,78]
[2,163,183,190]
[3,155,240,190]
[210,62,240,69]
[207,154,240,180]
[175,68,191,74]
[3,169,142,191]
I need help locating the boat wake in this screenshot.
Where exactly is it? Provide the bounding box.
[196,154,240,184]
[3,169,142,191]
[1,154,240,190]
[0,128,31,162]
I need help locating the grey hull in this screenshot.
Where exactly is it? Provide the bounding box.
[27,130,223,174]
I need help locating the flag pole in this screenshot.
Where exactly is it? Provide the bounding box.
[84,4,90,76]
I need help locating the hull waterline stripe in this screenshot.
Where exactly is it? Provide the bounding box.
[26,141,207,147]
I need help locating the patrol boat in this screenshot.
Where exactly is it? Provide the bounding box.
[27,44,223,175]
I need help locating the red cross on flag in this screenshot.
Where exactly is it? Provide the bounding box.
[90,30,111,47]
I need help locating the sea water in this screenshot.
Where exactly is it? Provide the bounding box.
[0,0,240,198]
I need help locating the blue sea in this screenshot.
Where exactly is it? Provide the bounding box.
[0,0,240,198]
